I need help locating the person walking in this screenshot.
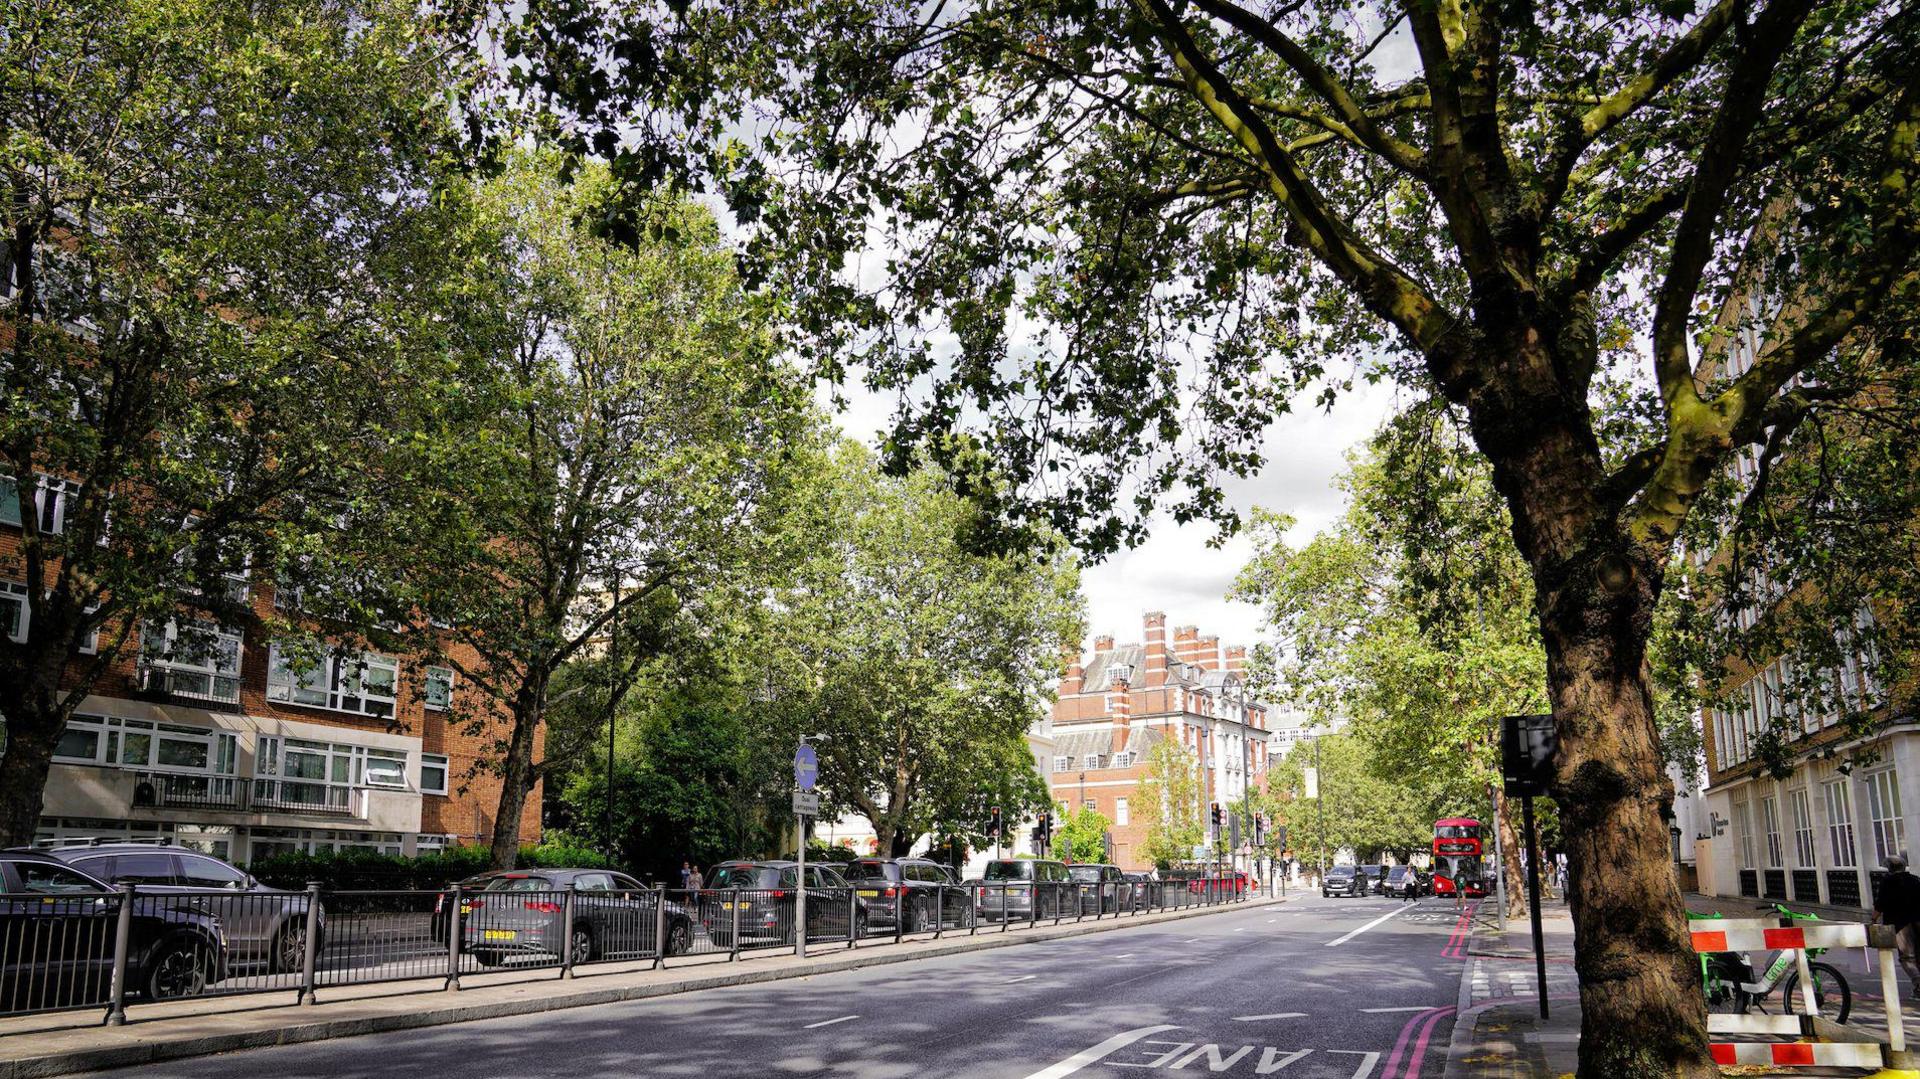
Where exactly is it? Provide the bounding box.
[679,860,693,889]
[687,864,705,892]
[1875,855,1920,994]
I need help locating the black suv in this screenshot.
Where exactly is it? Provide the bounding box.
[1066,863,1126,914]
[1322,864,1364,898]
[1,849,225,1011]
[701,861,869,947]
[454,868,692,966]
[1357,864,1387,896]
[48,842,322,973]
[843,857,971,932]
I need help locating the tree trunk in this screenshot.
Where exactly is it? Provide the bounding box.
[488,686,546,869]
[1544,568,1712,1079]
[0,710,60,849]
[1495,788,1527,918]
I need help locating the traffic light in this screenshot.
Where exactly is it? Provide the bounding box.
[1210,802,1222,829]
[987,805,1002,838]
[1038,810,1053,847]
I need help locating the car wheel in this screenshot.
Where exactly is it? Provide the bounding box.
[854,912,869,940]
[146,940,210,1000]
[910,898,930,933]
[569,924,595,965]
[667,920,692,957]
[473,949,506,968]
[271,920,311,975]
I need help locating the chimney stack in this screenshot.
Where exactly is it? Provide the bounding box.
[1093,634,1115,652]
[1108,665,1134,755]
[1225,645,1247,673]
[1143,611,1169,683]
[1173,625,1204,667]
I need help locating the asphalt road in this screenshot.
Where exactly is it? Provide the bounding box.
[91,893,1475,1079]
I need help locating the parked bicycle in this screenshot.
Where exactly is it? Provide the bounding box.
[1691,902,1852,1024]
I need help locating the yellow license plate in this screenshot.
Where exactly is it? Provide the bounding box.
[722,902,737,910]
[482,929,516,941]
[460,904,476,915]
[857,890,879,898]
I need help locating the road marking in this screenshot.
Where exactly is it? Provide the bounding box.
[1328,1049,1381,1079]
[1113,953,1135,959]
[1234,927,1248,932]
[1361,1006,1434,1013]
[804,1014,860,1029]
[1326,905,1413,946]
[1181,937,1204,943]
[1018,1024,1180,1079]
[1232,1012,1307,1021]
[1006,974,1038,983]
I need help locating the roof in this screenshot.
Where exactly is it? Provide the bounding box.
[1049,724,1165,762]
[1080,644,1146,692]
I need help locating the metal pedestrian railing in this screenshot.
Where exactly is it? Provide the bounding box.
[0,874,1261,1027]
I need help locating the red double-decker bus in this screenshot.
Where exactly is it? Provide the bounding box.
[1431,818,1487,897]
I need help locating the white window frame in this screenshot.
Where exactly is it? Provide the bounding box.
[1,581,26,643]
[419,753,449,796]
[1865,768,1905,867]
[1761,795,1784,867]
[1825,780,1858,868]
[1112,751,1132,769]
[140,619,242,704]
[425,666,453,711]
[1115,797,1129,826]
[1734,800,1755,869]
[1789,787,1817,868]
[1,474,78,535]
[266,644,398,719]
[1053,755,1070,773]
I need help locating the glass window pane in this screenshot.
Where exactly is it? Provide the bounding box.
[0,476,19,527]
[178,856,247,888]
[157,738,209,769]
[121,732,151,765]
[54,727,99,760]
[286,749,326,780]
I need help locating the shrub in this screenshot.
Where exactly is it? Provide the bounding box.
[247,841,613,891]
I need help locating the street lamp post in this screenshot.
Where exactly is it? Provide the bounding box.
[604,571,621,860]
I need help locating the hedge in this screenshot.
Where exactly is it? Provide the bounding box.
[246,840,613,891]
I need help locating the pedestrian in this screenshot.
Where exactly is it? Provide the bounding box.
[679,860,693,889]
[1554,852,1568,896]
[687,864,705,892]
[1874,854,1920,994]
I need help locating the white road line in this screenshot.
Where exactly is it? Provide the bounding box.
[804,1015,860,1029]
[1019,1024,1181,1079]
[1326,904,1413,947]
[1005,974,1038,983]
[1113,953,1134,959]
[1231,1012,1307,1021]
[1181,937,1204,943]
[1361,1006,1435,1013]
[1234,928,1248,932]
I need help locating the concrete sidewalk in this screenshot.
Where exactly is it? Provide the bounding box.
[0,895,1284,1079]
[1442,898,1581,1079]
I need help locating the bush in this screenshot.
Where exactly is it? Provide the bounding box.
[247,841,614,892]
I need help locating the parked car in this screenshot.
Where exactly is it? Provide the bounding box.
[1121,871,1155,911]
[1066,863,1126,914]
[976,859,1071,920]
[47,841,321,973]
[1383,865,1425,898]
[701,861,868,947]
[455,869,692,966]
[1188,870,1249,897]
[842,857,971,931]
[1357,864,1386,896]
[1322,864,1365,898]
[0,849,225,1009]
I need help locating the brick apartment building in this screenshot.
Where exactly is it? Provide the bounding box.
[4,482,537,863]
[1047,612,1273,870]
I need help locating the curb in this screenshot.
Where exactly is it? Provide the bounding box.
[0,896,1286,1079]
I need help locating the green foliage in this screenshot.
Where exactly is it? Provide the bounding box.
[246,842,610,891]
[1136,736,1204,869]
[1263,734,1431,864]
[1054,803,1112,863]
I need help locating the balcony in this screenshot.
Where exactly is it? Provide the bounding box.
[136,662,241,706]
[130,772,244,812]
[250,778,365,817]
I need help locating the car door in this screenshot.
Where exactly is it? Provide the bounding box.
[177,854,269,960]
[3,859,117,1009]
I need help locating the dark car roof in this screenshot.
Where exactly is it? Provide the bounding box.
[42,842,215,861]
[463,868,631,882]
[1,848,89,867]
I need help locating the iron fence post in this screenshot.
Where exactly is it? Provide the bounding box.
[847,888,857,949]
[730,886,742,962]
[1029,883,1038,931]
[934,884,944,940]
[105,883,135,1026]
[560,884,577,979]
[298,881,322,1004]
[895,891,903,944]
[654,886,668,969]
[970,885,978,936]
[446,883,463,991]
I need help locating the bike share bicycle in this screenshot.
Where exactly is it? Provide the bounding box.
[1692,902,1853,1023]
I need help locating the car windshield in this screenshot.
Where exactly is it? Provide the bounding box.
[482,875,553,892]
[984,861,1034,881]
[848,861,897,882]
[708,866,781,889]
[1388,867,1412,880]
[1068,866,1103,882]
[1328,867,1355,878]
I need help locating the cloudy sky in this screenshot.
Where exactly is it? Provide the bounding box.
[822,375,1411,655]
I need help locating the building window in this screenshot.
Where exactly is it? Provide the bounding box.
[425,666,453,711]
[1789,788,1817,868]
[140,620,242,704]
[1733,800,1755,869]
[1053,756,1071,773]
[1,474,78,534]
[1115,798,1129,826]
[1825,780,1858,868]
[266,644,398,718]
[0,581,25,643]
[420,753,449,795]
[1112,751,1132,769]
[1864,769,1905,866]
[1761,796,1784,867]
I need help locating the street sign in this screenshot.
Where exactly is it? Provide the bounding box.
[1302,767,1319,799]
[794,742,819,791]
[792,790,820,816]
[1192,844,1208,860]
